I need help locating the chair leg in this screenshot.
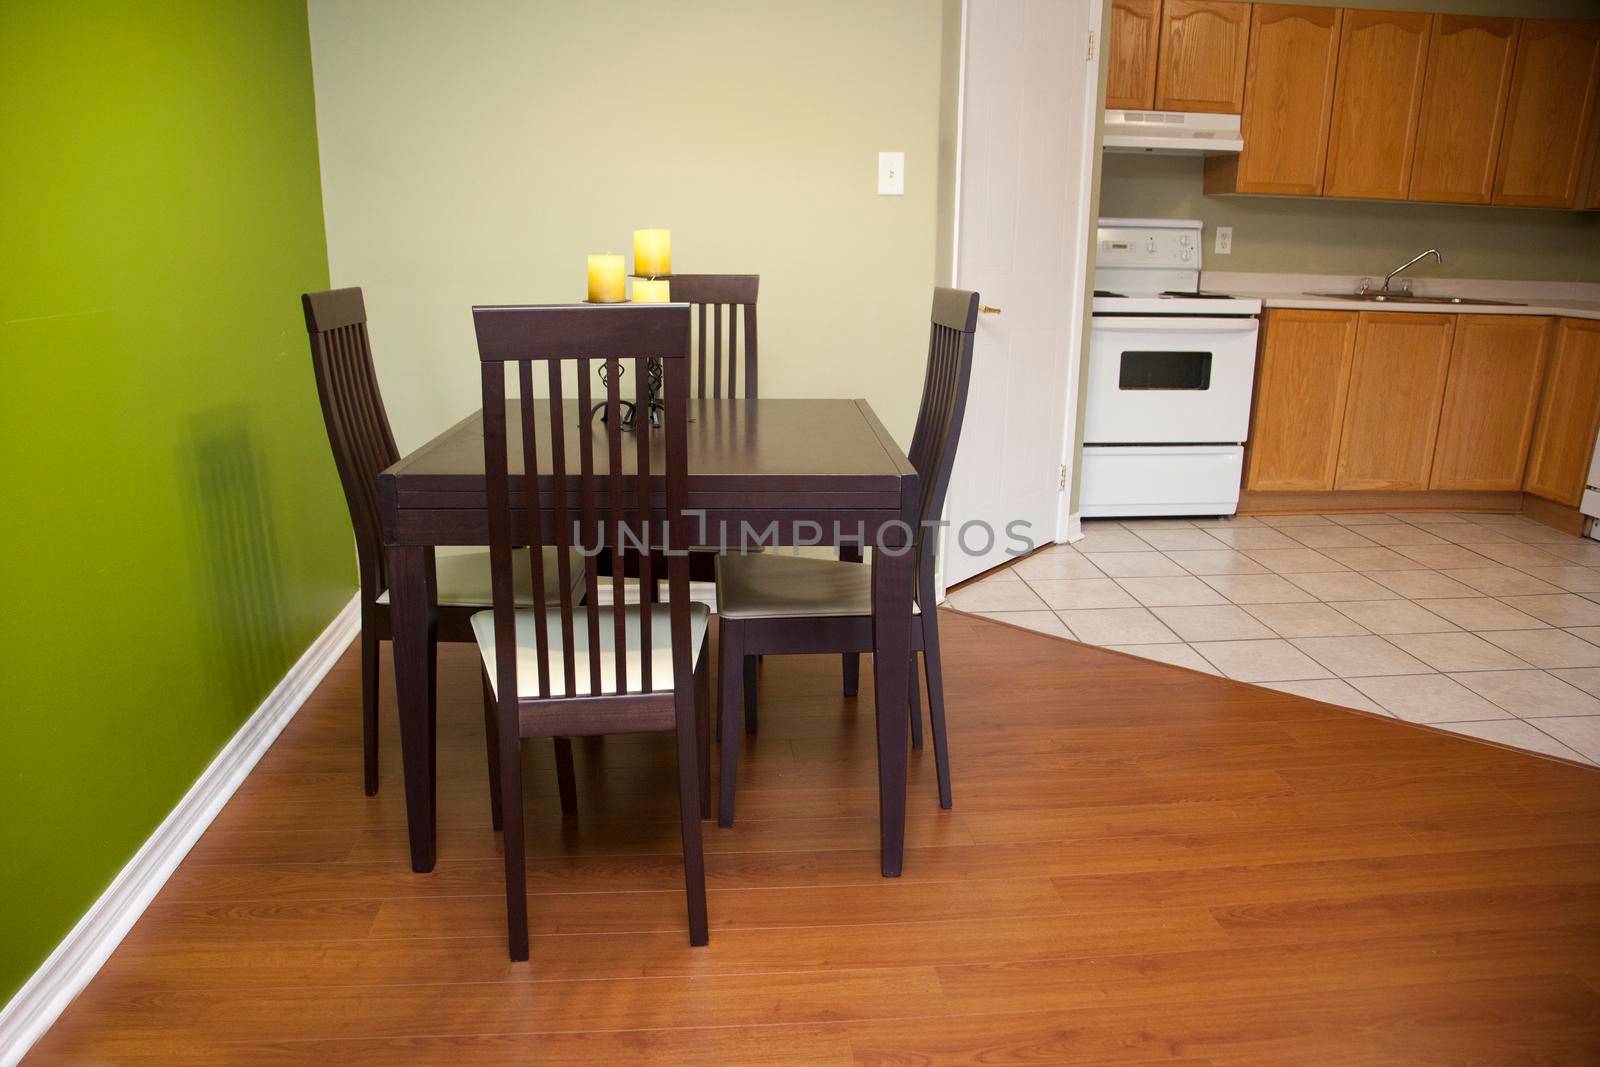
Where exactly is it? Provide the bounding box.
[481,673,502,831]
[554,737,577,815]
[717,621,744,827]
[361,628,380,796]
[922,609,953,810]
[674,694,710,946]
[840,542,863,697]
[743,656,759,735]
[497,718,528,960]
[695,649,712,820]
[908,652,924,751]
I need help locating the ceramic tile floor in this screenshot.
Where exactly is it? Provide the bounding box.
[948,510,1600,766]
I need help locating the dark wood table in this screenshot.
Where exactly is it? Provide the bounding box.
[379,398,919,877]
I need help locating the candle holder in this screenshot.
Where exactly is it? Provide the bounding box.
[592,355,665,431]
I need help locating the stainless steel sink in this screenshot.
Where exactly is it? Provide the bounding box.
[1303,291,1526,307]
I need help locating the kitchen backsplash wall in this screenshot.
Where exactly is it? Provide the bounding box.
[1099,154,1600,282]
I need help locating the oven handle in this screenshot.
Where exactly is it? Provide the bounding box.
[1093,317,1259,334]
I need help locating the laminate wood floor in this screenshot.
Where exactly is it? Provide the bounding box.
[27,611,1600,1065]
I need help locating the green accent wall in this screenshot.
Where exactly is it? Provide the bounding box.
[0,1,352,1003]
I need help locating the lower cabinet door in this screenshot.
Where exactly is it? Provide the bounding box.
[1430,316,1552,490]
[1334,313,1455,491]
[1244,309,1359,491]
[1525,318,1600,506]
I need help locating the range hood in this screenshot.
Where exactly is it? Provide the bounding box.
[1102,110,1242,155]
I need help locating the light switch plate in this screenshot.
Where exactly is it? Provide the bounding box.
[878,152,905,196]
[1214,226,1232,254]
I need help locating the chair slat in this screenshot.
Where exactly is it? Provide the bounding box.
[635,355,654,691]
[575,361,603,695]
[728,303,739,398]
[518,362,551,699]
[743,303,758,399]
[547,364,577,697]
[696,303,708,400]
[712,304,723,400]
[605,359,627,695]
[479,361,520,710]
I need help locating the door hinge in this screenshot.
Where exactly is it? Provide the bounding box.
[1087,31,1095,61]
[1059,464,1069,490]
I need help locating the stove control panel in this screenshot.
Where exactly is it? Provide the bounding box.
[1096,218,1204,272]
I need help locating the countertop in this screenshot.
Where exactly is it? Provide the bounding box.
[1200,272,1600,322]
[1225,291,1600,321]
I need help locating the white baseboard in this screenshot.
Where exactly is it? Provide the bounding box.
[0,594,361,1067]
[1063,511,1084,544]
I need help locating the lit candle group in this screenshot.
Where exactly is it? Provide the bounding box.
[587,229,674,303]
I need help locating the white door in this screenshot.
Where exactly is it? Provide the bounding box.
[940,0,1100,588]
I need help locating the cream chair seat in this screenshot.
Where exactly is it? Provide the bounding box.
[715,553,921,620]
[473,602,710,698]
[378,547,583,608]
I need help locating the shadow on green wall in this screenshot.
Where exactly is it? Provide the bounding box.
[180,408,292,712]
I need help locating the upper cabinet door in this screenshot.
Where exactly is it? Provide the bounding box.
[1107,0,1163,110]
[1323,10,1431,201]
[1409,16,1518,205]
[1205,5,1343,196]
[1492,19,1600,209]
[1154,0,1250,113]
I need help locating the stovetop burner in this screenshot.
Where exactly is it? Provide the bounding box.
[1159,290,1237,299]
[1094,289,1124,298]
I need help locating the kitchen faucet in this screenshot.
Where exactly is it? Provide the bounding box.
[1378,249,1442,294]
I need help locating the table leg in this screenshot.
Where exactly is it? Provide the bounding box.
[389,544,438,872]
[870,538,912,877]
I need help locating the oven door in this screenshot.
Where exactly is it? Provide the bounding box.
[1084,317,1259,444]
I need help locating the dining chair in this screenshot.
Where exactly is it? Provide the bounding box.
[671,274,759,400]
[303,287,584,817]
[713,287,980,825]
[472,300,711,960]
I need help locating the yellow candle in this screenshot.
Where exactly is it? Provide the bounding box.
[632,278,671,303]
[633,228,671,278]
[586,253,625,303]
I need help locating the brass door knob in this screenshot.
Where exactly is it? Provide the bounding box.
[979,305,1002,315]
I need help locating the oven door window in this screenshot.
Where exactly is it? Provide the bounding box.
[1119,350,1212,391]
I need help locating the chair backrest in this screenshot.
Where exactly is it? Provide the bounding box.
[473,303,694,702]
[666,274,759,399]
[908,288,981,586]
[302,287,400,591]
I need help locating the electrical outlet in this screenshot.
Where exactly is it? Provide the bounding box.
[878,152,905,196]
[1214,226,1233,254]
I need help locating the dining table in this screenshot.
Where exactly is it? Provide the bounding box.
[378,396,920,877]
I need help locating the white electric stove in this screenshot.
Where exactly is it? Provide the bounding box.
[1081,218,1263,518]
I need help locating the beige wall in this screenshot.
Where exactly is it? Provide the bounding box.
[308,0,948,450]
[1101,0,1600,283]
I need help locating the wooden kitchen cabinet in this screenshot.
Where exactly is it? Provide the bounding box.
[1324,10,1431,201]
[1409,16,1518,205]
[1334,313,1455,491]
[1493,19,1600,209]
[1244,309,1359,491]
[1107,0,1163,109]
[1155,0,1251,113]
[1429,316,1552,491]
[1204,5,1342,196]
[1525,319,1600,505]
